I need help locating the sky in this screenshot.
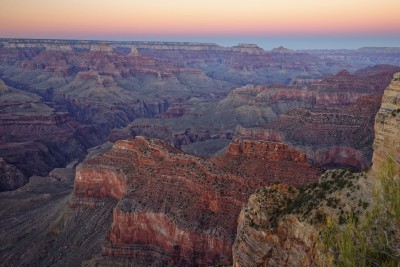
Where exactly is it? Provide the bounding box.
[1,0,399,49]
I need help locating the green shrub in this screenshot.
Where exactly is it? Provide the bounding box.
[319,157,400,266]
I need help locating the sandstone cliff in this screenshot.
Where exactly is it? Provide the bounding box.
[0,40,232,190]
[372,72,400,173]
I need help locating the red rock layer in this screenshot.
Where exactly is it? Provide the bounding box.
[72,136,320,265]
[230,66,400,171]
[265,95,381,170]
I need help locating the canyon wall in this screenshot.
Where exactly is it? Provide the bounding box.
[71,137,319,265]
[232,73,400,267]
[372,72,400,173]
[231,66,400,171]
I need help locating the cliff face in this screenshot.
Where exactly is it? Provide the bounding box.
[0,40,232,190]
[0,80,92,188]
[232,168,373,267]
[233,185,319,267]
[372,72,400,173]
[71,137,319,265]
[1,40,399,191]
[120,65,399,171]
[233,73,400,267]
[230,66,400,171]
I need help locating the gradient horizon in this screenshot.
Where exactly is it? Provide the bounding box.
[1,0,399,49]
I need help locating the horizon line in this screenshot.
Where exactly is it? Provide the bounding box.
[1,35,400,51]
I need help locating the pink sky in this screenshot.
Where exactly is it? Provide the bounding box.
[1,0,399,39]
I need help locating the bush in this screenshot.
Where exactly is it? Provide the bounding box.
[319,157,400,266]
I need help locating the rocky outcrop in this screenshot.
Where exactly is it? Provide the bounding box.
[127,66,398,170]
[233,124,284,142]
[0,157,27,191]
[109,122,234,152]
[372,72,400,173]
[71,137,319,265]
[231,75,400,267]
[233,185,319,267]
[233,169,373,267]
[90,43,113,52]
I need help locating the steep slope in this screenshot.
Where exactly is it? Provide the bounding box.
[0,157,26,191]
[0,80,92,189]
[2,73,400,266]
[232,72,400,267]
[233,170,372,267]
[0,171,116,266]
[372,72,400,173]
[233,66,400,171]
[128,65,399,168]
[71,137,319,266]
[0,41,233,190]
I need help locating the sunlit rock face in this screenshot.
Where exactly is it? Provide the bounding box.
[71,136,319,265]
[372,72,400,173]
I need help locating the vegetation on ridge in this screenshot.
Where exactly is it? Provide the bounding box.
[319,157,400,266]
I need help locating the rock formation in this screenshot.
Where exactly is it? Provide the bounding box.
[304,48,400,69]
[71,137,319,265]
[0,80,91,189]
[372,72,400,173]
[125,65,399,171]
[232,72,400,267]
[0,39,232,189]
[231,66,400,171]
[0,157,26,191]
[232,169,373,267]
[1,39,400,266]
[1,40,399,190]
[233,185,319,267]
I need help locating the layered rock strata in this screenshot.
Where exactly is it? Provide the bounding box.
[233,185,319,267]
[72,137,320,265]
[231,66,400,171]
[232,73,400,267]
[372,72,400,173]
[233,169,373,267]
[0,80,90,188]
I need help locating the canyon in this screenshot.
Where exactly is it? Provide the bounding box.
[0,136,320,266]
[131,65,400,170]
[1,39,399,190]
[232,72,400,266]
[0,38,399,266]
